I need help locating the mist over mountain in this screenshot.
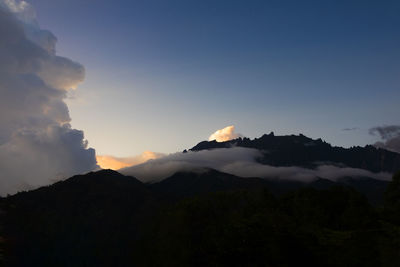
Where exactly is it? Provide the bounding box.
[191,132,400,173]
[122,132,398,184]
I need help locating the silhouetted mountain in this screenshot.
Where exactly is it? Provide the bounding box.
[3,170,157,267]
[149,169,270,201]
[149,169,388,205]
[190,133,400,173]
[2,169,399,266]
[150,169,320,198]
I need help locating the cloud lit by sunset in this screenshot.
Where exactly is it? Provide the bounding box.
[96,151,165,170]
[209,125,243,142]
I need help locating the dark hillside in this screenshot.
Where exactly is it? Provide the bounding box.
[1,170,399,266]
[3,170,156,267]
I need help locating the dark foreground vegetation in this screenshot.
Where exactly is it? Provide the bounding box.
[1,170,400,267]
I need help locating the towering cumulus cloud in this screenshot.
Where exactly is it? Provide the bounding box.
[209,125,243,142]
[0,0,97,195]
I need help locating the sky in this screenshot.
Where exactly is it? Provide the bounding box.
[0,0,399,157]
[23,0,400,157]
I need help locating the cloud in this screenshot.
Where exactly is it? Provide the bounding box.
[369,125,400,139]
[0,0,97,196]
[342,127,359,131]
[96,151,165,170]
[369,125,400,153]
[121,147,391,183]
[208,125,243,142]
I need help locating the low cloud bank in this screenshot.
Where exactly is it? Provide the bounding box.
[121,147,391,183]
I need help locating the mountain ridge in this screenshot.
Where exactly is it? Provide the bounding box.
[189,132,400,173]
[4,167,389,205]
[1,168,398,266]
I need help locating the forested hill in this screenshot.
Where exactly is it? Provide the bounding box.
[1,169,400,266]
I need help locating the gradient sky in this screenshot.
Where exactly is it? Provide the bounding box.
[28,0,400,157]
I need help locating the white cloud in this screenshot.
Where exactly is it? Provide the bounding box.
[208,125,243,142]
[0,0,97,196]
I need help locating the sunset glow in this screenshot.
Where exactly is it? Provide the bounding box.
[96,151,165,170]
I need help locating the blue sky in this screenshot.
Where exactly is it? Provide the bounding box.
[29,0,400,156]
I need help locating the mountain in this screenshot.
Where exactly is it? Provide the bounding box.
[149,169,388,205]
[190,132,400,173]
[2,132,400,266]
[2,170,157,267]
[1,169,399,266]
[149,169,270,201]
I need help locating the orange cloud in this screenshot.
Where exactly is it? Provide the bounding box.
[96,151,165,170]
[209,125,243,142]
